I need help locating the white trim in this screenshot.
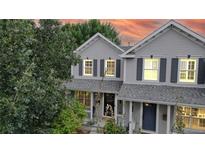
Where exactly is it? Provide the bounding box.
[105,59,116,77]
[167,105,171,134]
[129,101,133,134]
[139,102,143,129]
[74,32,124,53]
[121,20,205,57]
[177,58,198,85]
[156,104,159,133]
[83,59,93,76]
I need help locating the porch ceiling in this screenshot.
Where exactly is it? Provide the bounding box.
[118,84,205,107]
[64,79,123,94]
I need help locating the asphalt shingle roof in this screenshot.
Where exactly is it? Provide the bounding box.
[118,84,205,106]
[64,79,123,94]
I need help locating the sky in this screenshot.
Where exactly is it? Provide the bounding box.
[59,19,205,45]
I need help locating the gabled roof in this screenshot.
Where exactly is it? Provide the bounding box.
[74,32,124,53]
[121,20,205,58]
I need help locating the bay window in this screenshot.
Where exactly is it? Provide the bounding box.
[179,59,196,83]
[144,58,159,81]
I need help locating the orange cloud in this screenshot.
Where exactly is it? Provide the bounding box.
[60,19,205,45]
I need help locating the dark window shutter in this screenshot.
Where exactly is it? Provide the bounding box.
[197,58,205,84]
[136,58,143,80]
[159,58,167,82]
[171,58,178,83]
[100,59,104,77]
[79,59,83,76]
[93,59,97,77]
[116,59,121,78]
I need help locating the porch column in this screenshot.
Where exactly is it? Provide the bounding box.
[156,104,159,133]
[122,100,125,127]
[114,94,118,123]
[101,93,104,117]
[167,105,171,134]
[90,92,94,120]
[139,102,143,130]
[129,101,133,134]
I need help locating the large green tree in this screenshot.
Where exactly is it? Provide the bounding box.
[0,20,35,96]
[0,19,82,133]
[62,19,121,49]
[34,19,79,80]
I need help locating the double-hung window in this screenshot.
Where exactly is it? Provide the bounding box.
[144,58,159,81]
[105,60,115,77]
[179,59,196,83]
[84,59,93,76]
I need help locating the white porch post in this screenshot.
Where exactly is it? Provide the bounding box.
[139,102,143,130]
[167,105,171,134]
[101,93,104,117]
[90,92,93,120]
[156,104,159,133]
[122,100,125,127]
[114,94,118,123]
[129,101,133,134]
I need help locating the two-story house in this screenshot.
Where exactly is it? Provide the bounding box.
[65,20,205,134]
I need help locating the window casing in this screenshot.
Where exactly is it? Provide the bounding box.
[75,91,91,110]
[179,59,196,83]
[105,60,115,77]
[83,60,93,76]
[180,106,205,131]
[143,58,159,81]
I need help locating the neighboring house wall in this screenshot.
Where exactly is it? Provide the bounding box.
[73,38,123,81]
[124,29,205,87]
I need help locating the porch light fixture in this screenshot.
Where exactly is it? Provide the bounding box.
[150,55,153,59]
[145,103,149,106]
[187,55,191,59]
[109,57,111,60]
[86,57,89,59]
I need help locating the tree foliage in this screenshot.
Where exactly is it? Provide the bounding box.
[62,19,121,48]
[52,99,86,134]
[104,120,126,134]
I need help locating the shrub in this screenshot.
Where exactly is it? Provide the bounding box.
[104,120,126,134]
[52,99,86,134]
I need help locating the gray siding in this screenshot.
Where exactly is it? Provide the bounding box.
[73,38,123,81]
[124,29,205,87]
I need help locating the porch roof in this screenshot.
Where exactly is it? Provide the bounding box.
[118,84,205,107]
[64,79,123,94]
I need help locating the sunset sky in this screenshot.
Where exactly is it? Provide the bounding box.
[60,19,205,45]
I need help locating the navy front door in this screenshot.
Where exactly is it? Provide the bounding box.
[142,103,156,131]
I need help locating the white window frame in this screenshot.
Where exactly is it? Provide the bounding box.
[178,58,197,84]
[105,59,116,77]
[143,58,160,81]
[83,59,93,76]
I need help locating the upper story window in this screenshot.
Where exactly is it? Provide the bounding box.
[179,58,196,83]
[105,59,115,77]
[83,59,93,76]
[143,58,159,81]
